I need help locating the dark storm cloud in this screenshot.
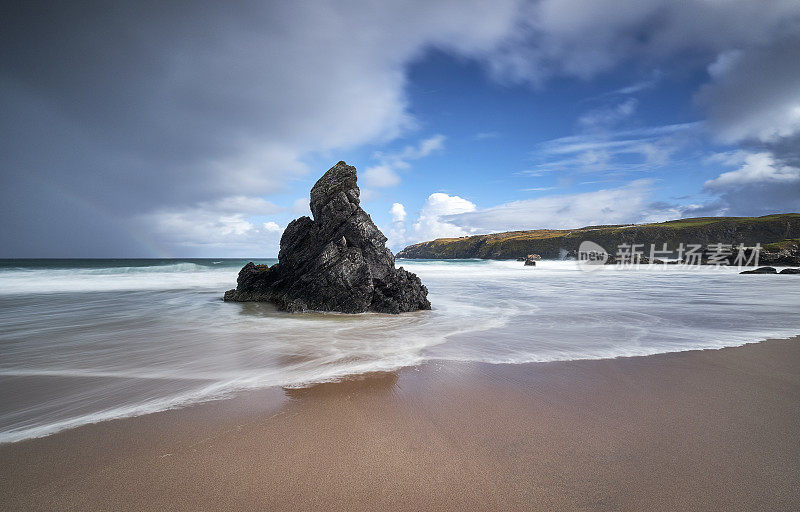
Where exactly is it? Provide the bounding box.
[1,1,306,255]
[0,0,521,255]
[697,34,800,146]
[694,32,800,216]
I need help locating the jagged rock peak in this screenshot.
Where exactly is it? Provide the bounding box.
[224,161,431,314]
[309,161,359,220]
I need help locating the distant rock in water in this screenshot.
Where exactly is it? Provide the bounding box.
[224,161,431,313]
[523,254,539,266]
[739,266,777,274]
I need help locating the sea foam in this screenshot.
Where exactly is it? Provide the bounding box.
[1,258,799,442]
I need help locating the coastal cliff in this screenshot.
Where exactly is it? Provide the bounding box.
[396,213,800,260]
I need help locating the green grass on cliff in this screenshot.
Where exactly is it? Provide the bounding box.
[399,214,800,259]
[763,238,800,252]
[653,213,800,230]
[411,213,800,247]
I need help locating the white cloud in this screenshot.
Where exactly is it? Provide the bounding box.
[524,122,700,175]
[386,202,409,250]
[136,195,286,255]
[363,165,401,188]
[359,188,380,202]
[608,71,662,95]
[698,151,800,216]
[366,134,446,188]
[412,193,478,241]
[141,207,284,257]
[440,180,660,232]
[705,152,800,189]
[409,134,447,160]
[485,0,800,85]
[291,197,311,215]
[522,187,556,192]
[398,181,700,246]
[199,196,283,215]
[263,221,283,233]
[578,98,638,128]
[390,202,407,222]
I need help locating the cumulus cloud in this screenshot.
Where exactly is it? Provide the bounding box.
[385,202,409,250]
[412,193,478,241]
[390,203,408,222]
[705,152,800,189]
[701,151,800,216]
[263,221,282,233]
[395,180,702,246]
[141,208,284,257]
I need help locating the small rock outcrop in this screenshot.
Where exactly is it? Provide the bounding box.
[224,161,431,313]
[739,266,778,274]
[523,255,538,266]
[779,268,800,274]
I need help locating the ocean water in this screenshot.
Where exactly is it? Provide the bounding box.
[1,258,799,443]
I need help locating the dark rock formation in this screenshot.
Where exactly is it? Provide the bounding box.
[224,161,431,313]
[523,255,538,266]
[739,266,778,274]
[779,268,800,274]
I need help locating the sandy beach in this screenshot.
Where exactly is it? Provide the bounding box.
[1,336,798,511]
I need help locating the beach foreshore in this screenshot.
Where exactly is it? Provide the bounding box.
[2,337,799,511]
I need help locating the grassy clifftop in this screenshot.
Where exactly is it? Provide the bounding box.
[396,213,800,259]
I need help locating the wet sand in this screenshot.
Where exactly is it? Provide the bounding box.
[2,337,799,511]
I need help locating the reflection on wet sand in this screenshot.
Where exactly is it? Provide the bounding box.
[283,371,400,401]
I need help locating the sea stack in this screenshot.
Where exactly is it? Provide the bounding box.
[224,161,431,313]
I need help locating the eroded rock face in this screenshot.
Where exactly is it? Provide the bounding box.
[223,161,431,313]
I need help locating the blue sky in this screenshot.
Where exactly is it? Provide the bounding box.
[2,1,799,257]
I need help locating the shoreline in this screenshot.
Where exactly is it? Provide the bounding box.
[3,336,800,510]
[4,331,800,445]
